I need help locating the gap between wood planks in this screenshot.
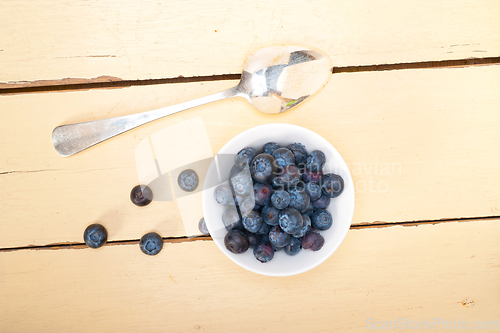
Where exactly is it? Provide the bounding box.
[1,56,500,95]
[1,215,498,253]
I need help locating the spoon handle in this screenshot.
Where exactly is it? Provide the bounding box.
[52,86,240,157]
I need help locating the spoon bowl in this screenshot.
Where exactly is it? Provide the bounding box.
[52,45,333,157]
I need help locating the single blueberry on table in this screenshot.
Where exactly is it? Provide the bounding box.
[311,209,333,230]
[253,242,275,263]
[279,165,301,188]
[268,226,291,248]
[286,142,308,165]
[198,217,210,236]
[271,189,291,210]
[235,147,258,168]
[321,173,344,198]
[305,181,322,201]
[178,169,199,192]
[312,195,331,210]
[306,150,326,173]
[230,167,253,196]
[288,187,311,213]
[250,153,277,183]
[242,210,264,233]
[301,232,325,251]
[130,185,153,207]
[253,182,274,206]
[272,148,296,169]
[262,142,281,155]
[284,236,302,256]
[214,183,234,206]
[224,230,249,254]
[279,207,304,235]
[139,232,163,255]
[292,214,311,238]
[222,207,243,231]
[262,205,280,226]
[302,169,323,184]
[83,223,108,249]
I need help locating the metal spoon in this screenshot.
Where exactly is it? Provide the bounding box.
[52,45,333,157]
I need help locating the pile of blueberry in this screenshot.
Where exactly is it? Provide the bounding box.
[214,142,344,263]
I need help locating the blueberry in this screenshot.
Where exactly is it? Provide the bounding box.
[262,205,280,226]
[286,143,308,165]
[321,173,344,198]
[198,217,210,236]
[235,147,258,168]
[284,236,302,255]
[139,232,163,255]
[292,214,311,238]
[83,223,108,249]
[311,209,333,230]
[253,242,274,263]
[262,142,281,155]
[304,200,315,217]
[272,148,295,169]
[177,169,199,192]
[130,185,153,207]
[224,229,249,254]
[222,207,242,230]
[279,165,301,188]
[268,226,291,248]
[306,150,326,173]
[302,169,323,184]
[256,222,271,235]
[242,210,264,233]
[301,232,324,251]
[247,232,261,247]
[253,182,274,206]
[271,189,291,210]
[305,182,322,201]
[288,187,311,213]
[250,153,277,183]
[214,183,234,206]
[279,207,304,234]
[230,167,253,196]
[312,195,331,209]
[270,175,286,190]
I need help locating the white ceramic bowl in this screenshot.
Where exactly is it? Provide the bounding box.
[202,123,354,276]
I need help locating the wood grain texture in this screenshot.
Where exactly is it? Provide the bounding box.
[0,220,498,332]
[1,65,500,247]
[1,0,499,86]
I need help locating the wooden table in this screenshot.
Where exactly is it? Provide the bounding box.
[1,1,499,331]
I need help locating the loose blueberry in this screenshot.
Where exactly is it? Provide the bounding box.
[235,147,258,168]
[312,195,331,209]
[272,148,295,169]
[292,214,311,238]
[305,181,322,201]
[178,169,199,192]
[288,187,311,213]
[222,207,242,230]
[306,150,326,173]
[250,153,277,183]
[279,207,304,234]
[247,232,261,247]
[268,226,291,248]
[130,185,153,207]
[214,183,234,206]
[253,242,274,263]
[284,236,302,255]
[262,142,281,155]
[242,210,264,233]
[279,165,301,188]
[301,232,324,251]
[83,223,108,249]
[253,182,274,206]
[139,232,163,255]
[271,190,291,210]
[198,217,210,236]
[321,173,344,198]
[224,230,249,254]
[230,167,253,196]
[262,205,280,226]
[286,143,308,165]
[302,169,323,184]
[311,209,333,230]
